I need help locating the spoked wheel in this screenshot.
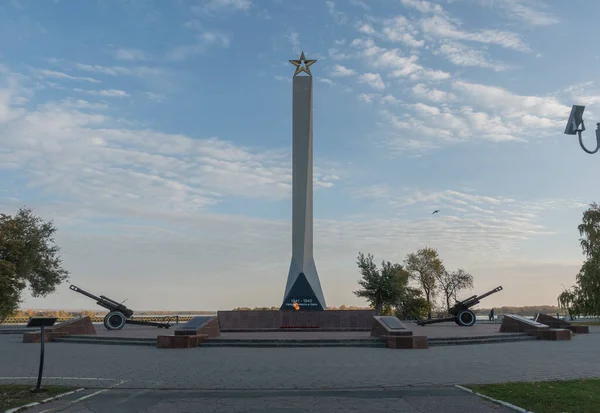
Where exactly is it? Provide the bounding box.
[456,310,477,327]
[104,311,127,330]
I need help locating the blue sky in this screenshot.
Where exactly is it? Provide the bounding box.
[2,0,600,311]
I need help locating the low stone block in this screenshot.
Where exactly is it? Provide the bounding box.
[52,316,96,335]
[23,331,69,343]
[175,316,220,337]
[157,335,193,349]
[534,313,570,329]
[526,328,572,340]
[383,335,428,349]
[371,316,412,338]
[500,314,549,333]
[157,334,208,349]
[568,325,589,334]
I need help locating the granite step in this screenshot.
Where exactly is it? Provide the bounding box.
[428,336,537,346]
[427,333,530,342]
[201,341,387,348]
[208,338,383,344]
[53,337,155,346]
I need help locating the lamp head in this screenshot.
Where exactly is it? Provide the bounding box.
[564,105,586,135]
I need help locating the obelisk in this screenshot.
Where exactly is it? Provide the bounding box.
[280,52,327,311]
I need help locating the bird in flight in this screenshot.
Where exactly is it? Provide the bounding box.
[432,210,440,215]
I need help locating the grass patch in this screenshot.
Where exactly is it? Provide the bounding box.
[466,379,600,413]
[0,384,77,411]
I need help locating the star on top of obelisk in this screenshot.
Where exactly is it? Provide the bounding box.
[289,51,317,77]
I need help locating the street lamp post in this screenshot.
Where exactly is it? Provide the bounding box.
[564,105,600,154]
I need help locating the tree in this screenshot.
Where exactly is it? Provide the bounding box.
[353,252,409,315]
[395,287,429,320]
[578,202,600,257]
[436,268,474,312]
[558,203,600,317]
[404,247,444,319]
[0,208,69,321]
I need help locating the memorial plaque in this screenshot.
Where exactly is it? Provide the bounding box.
[281,273,324,311]
[175,316,216,336]
[380,316,407,330]
[509,314,547,327]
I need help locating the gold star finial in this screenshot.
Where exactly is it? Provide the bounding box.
[289,51,316,77]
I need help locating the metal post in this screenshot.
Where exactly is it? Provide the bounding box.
[31,324,47,393]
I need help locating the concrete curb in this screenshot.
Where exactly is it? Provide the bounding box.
[4,388,85,413]
[454,385,535,413]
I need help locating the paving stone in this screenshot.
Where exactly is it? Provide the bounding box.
[1,327,599,391]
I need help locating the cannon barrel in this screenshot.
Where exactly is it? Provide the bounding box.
[474,286,503,301]
[69,285,134,318]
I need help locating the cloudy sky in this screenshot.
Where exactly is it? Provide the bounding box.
[1,0,599,311]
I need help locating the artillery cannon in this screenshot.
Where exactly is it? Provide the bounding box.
[415,286,503,327]
[69,285,173,330]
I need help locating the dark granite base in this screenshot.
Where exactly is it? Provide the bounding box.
[218,310,376,331]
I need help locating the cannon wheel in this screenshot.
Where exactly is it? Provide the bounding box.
[456,310,476,327]
[104,311,127,330]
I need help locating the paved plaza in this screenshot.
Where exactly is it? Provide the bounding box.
[2,328,599,412]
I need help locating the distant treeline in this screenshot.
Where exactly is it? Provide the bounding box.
[473,305,560,316]
[11,309,216,318]
[12,305,562,318]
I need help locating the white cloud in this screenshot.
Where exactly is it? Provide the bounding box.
[73,88,130,98]
[0,68,338,213]
[378,79,573,153]
[325,1,348,24]
[112,48,150,61]
[287,32,301,54]
[381,16,425,48]
[319,78,336,86]
[74,63,161,77]
[358,93,377,104]
[331,64,356,77]
[328,48,349,60]
[350,39,450,81]
[358,73,385,90]
[144,92,166,102]
[420,14,530,52]
[400,0,444,14]
[358,24,376,35]
[33,69,101,84]
[167,32,230,60]
[437,42,511,71]
[491,0,559,26]
[452,80,570,119]
[413,102,441,116]
[412,83,456,103]
[192,0,252,14]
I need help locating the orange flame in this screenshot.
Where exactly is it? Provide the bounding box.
[293,302,300,311]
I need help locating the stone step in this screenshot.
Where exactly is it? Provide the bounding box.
[429,336,537,346]
[201,341,387,348]
[208,338,383,344]
[0,329,36,334]
[68,335,156,342]
[54,337,155,346]
[427,333,529,342]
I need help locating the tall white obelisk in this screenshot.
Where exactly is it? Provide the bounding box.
[281,52,327,311]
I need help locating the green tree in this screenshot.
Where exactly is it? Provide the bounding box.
[436,268,474,312]
[353,252,409,315]
[404,247,444,320]
[395,287,430,320]
[558,203,600,317]
[0,208,69,321]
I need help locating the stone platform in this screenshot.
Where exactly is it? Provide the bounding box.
[46,320,541,350]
